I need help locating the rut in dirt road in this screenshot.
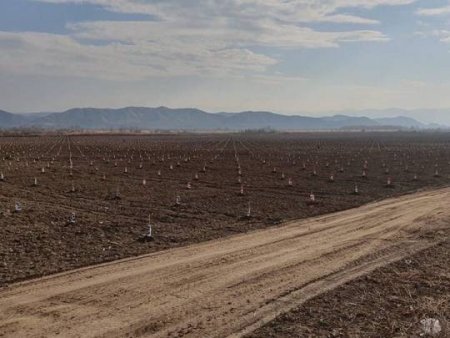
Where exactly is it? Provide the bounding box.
[1,188,449,338]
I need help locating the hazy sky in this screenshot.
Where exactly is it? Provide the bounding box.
[1,0,450,124]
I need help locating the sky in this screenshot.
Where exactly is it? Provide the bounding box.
[1,0,450,124]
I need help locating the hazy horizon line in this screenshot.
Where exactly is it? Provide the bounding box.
[4,105,450,126]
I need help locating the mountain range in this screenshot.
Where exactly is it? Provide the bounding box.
[0,107,445,131]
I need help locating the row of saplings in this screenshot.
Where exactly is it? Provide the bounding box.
[2,155,446,243]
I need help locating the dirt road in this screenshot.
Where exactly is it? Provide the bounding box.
[1,188,449,338]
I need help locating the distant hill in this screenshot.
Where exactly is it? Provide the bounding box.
[374,116,425,129]
[0,110,29,128]
[0,106,442,131]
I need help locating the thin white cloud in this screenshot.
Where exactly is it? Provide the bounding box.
[417,5,450,17]
[0,0,415,80]
[34,0,416,23]
[2,0,406,80]
[68,19,388,48]
[414,29,450,44]
[0,18,388,80]
[0,31,278,80]
[432,29,450,43]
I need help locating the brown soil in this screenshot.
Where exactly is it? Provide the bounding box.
[0,132,449,286]
[0,188,449,337]
[248,234,449,338]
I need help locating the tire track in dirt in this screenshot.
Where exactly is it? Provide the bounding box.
[0,187,449,338]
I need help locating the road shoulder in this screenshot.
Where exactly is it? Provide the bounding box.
[247,232,449,338]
